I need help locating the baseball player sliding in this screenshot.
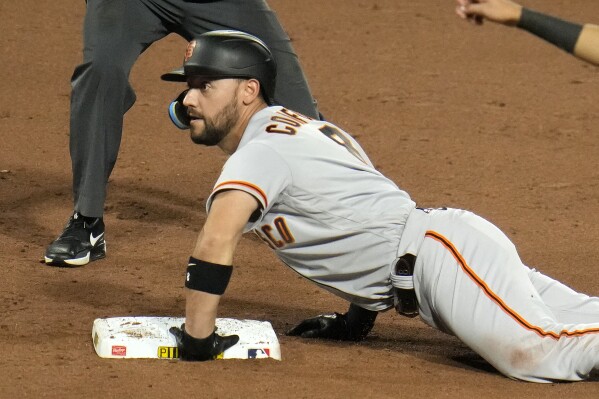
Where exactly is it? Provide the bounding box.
[163,31,599,382]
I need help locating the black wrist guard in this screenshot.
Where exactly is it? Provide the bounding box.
[185,257,233,295]
[517,8,583,53]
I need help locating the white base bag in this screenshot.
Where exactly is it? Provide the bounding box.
[92,316,281,360]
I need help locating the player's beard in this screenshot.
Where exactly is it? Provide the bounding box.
[190,93,240,147]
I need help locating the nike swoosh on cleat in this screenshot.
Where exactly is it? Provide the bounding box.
[90,232,104,247]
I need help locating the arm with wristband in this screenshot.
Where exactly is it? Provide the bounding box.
[455,0,599,66]
[169,189,261,361]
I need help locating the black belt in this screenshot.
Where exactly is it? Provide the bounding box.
[393,254,419,317]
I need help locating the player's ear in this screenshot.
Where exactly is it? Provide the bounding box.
[241,78,261,105]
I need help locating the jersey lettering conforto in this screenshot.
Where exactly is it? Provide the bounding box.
[318,124,368,164]
[265,108,312,135]
[254,230,277,249]
[258,217,295,249]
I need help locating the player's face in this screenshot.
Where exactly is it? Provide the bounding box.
[183,77,242,146]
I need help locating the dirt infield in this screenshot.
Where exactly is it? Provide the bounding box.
[1,0,598,397]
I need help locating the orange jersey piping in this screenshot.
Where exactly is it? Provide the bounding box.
[425,230,599,339]
[213,180,268,208]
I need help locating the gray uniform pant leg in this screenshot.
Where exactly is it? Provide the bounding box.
[71,0,174,217]
[178,0,319,119]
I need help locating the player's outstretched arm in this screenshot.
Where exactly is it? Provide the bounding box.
[456,0,599,66]
[171,189,260,360]
[574,25,599,65]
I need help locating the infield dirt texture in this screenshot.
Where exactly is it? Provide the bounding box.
[1,0,598,398]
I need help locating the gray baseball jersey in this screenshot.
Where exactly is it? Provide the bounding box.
[207,106,416,311]
[206,106,599,382]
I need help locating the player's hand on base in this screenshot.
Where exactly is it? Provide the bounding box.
[286,313,351,341]
[169,323,239,361]
[455,0,523,26]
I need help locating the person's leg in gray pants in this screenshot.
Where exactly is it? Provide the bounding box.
[44,0,318,266]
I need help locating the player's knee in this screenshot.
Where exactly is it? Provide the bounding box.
[71,59,134,102]
[71,58,129,87]
[493,342,577,383]
[70,59,136,112]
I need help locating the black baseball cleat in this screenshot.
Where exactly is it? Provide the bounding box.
[44,212,106,267]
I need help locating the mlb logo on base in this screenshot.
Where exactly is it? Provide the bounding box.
[248,349,270,359]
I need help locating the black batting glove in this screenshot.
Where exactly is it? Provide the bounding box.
[287,312,349,340]
[168,90,191,129]
[169,323,239,361]
[286,304,378,342]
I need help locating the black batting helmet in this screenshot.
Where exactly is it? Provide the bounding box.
[161,30,277,104]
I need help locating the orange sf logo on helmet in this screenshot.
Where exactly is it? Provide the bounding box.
[184,40,197,62]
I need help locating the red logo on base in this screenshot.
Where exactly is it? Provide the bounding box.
[112,345,127,356]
